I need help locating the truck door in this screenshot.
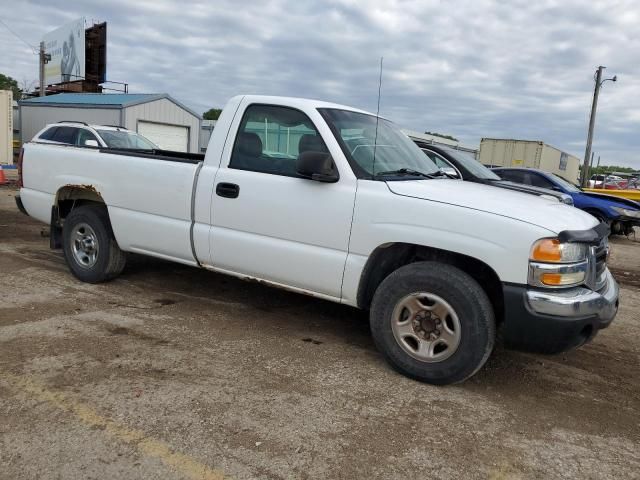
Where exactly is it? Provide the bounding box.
[209,102,356,299]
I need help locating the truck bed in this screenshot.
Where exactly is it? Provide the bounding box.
[20,142,203,266]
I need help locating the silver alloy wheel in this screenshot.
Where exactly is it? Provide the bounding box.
[70,222,99,268]
[391,292,462,362]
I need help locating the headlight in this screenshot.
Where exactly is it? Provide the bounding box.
[530,238,588,263]
[611,206,640,218]
[529,238,589,288]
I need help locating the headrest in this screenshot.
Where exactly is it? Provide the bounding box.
[237,132,262,157]
[298,134,328,154]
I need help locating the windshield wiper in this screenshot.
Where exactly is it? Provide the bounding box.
[374,168,442,179]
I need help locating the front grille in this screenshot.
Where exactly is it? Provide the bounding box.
[594,238,609,291]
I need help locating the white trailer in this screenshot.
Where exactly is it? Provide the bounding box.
[0,90,13,164]
[479,138,580,183]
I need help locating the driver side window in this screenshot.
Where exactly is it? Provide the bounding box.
[499,170,525,183]
[229,104,329,178]
[528,173,555,189]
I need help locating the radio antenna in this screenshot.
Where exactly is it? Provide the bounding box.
[372,56,383,177]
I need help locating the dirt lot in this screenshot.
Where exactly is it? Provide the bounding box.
[1,184,639,480]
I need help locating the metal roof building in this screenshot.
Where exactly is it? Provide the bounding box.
[403,129,479,159]
[19,93,201,153]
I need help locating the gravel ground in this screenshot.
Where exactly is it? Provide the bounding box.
[1,185,639,480]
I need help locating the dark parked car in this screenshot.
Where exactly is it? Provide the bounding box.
[413,142,573,205]
[492,167,640,235]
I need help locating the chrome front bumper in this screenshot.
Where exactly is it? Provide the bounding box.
[526,269,619,322]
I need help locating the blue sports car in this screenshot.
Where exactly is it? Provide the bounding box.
[492,167,640,235]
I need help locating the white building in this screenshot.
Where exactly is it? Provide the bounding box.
[19,93,201,153]
[199,119,216,152]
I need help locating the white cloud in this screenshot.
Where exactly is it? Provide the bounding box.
[0,0,638,168]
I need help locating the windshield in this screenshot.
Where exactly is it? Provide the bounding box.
[319,108,440,179]
[552,173,582,192]
[96,129,158,150]
[437,146,500,180]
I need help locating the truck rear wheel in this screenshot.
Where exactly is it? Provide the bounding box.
[370,261,495,385]
[62,205,126,283]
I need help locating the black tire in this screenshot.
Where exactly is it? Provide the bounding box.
[370,261,495,385]
[62,204,126,283]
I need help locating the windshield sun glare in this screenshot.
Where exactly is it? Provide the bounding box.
[319,108,440,179]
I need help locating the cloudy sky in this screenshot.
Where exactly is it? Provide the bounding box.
[1,0,638,167]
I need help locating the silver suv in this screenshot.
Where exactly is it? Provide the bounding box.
[33,122,158,150]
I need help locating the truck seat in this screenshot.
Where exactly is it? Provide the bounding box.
[233,132,263,170]
[298,134,328,154]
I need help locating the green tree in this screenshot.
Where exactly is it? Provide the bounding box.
[0,73,22,100]
[424,131,459,142]
[580,165,639,184]
[589,165,637,175]
[203,108,222,120]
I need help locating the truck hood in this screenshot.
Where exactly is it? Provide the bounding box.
[581,191,640,210]
[491,180,572,204]
[387,179,598,234]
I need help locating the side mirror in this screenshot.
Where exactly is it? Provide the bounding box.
[84,139,99,147]
[297,151,339,183]
[441,167,460,179]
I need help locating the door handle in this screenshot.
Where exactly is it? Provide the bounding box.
[216,182,240,198]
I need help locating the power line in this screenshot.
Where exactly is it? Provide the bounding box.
[0,18,38,54]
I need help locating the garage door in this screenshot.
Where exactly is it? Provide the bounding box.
[138,122,189,152]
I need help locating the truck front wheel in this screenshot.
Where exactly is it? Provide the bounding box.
[370,261,496,385]
[62,205,126,283]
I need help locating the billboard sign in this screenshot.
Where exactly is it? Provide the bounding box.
[85,22,107,84]
[43,18,85,85]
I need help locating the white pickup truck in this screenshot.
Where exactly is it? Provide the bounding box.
[16,95,619,384]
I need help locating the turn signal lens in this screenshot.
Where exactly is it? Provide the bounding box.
[540,271,586,286]
[530,238,588,263]
[531,239,562,262]
[540,273,562,285]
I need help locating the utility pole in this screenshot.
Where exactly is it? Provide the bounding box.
[580,66,617,187]
[581,67,604,186]
[38,41,50,97]
[39,42,45,96]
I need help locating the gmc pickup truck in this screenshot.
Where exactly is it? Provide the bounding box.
[17,95,619,385]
